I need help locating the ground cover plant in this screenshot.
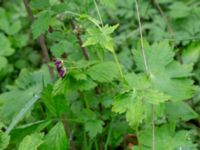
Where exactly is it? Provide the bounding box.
[0,0,200,149]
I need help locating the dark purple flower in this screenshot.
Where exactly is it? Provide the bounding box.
[53,58,67,78]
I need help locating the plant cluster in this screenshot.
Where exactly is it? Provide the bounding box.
[0,0,200,150]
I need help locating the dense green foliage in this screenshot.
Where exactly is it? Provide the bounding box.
[0,0,200,149]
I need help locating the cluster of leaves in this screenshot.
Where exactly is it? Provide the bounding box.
[0,0,200,150]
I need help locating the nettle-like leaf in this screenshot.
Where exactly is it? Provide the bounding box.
[139,124,197,150]
[31,11,52,39]
[83,24,118,52]
[85,119,104,138]
[112,89,145,128]
[53,71,97,95]
[125,99,146,128]
[18,133,44,150]
[50,41,74,58]
[112,87,169,128]
[113,41,195,128]
[79,109,104,138]
[87,61,118,82]
[40,122,68,150]
[42,85,68,117]
[0,8,21,35]
[134,41,195,101]
[168,2,190,19]
[78,79,97,91]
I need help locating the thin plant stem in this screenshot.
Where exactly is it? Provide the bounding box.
[152,105,155,150]
[70,21,89,61]
[136,127,142,150]
[84,132,88,150]
[135,0,149,74]
[134,0,155,150]
[92,0,125,82]
[104,119,114,150]
[95,139,99,150]
[112,51,124,81]
[80,92,90,109]
[93,0,104,26]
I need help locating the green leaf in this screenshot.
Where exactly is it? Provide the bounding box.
[18,133,44,150]
[0,66,50,123]
[30,0,50,10]
[166,61,193,78]
[139,124,197,150]
[50,41,74,57]
[112,87,169,128]
[42,85,68,117]
[112,90,134,114]
[0,33,14,56]
[15,66,51,91]
[0,8,9,34]
[112,90,146,128]
[142,89,170,105]
[31,11,52,39]
[0,89,37,123]
[51,2,69,14]
[0,8,21,35]
[169,2,190,19]
[6,94,40,134]
[165,102,198,121]
[0,132,10,150]
[134,41,174,72]
[40,122,68,150]
[134,41,195,101]
[101,24,119,35]
[182,44,200,65]
[78,79,97,91]
[10,120,50,145]
[53,77,69,95]
[125,73,150,90]
[85,119,104,138]
[0,56,8,71]
[87,61,118,82]
[9,20,21,35]
[126,100,145,128]
[100,0,116,9]
[83,24,118,52]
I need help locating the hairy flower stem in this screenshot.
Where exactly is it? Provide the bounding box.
[135,0,155,149]
[93,0,103,26]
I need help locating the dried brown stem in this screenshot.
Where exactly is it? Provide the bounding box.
[70,21,89,61]
[23,0,54,80]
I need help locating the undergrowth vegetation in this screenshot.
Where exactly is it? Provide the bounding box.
[0,0,200,149]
